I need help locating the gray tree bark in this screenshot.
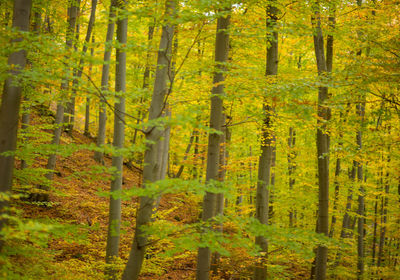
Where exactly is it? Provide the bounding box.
[105,1,127,278]
[253,2,278,279]
[311,1,334,278]
[132,24,155,146]
[45,0,80,187]
[64,0,97,134]
[84,34,95,137]
[0,0,32,251]
[196,6,231,280]
[94,0,117,164]
[210,113,230,275]
[288,127,296,228]
[377,164,390,268]
[355,102,365,279]
[122,1,176,279]
[20,10,41,170]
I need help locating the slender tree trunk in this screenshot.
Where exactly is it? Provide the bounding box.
[355,102,365,279]
[132,24,155,145]
[175,130,196,178]
[192,128,200,179]
[312,1,334,278]
[288,57,300,228]
[105,1,127,278]
[253,3,278,280]
[371,192,379,267]
[43,0,80,199]
[329,112,344,239]
[288,127,296,228]
[329,158,340,238]
[211,113,230,275]
[377,154,391,268]
[0,0,32,251]
[338,167,356,242]
[196,7,231,280]
[122,2,176,279]
[354,1,366,276]
[65,0,97,133]
[84,34,95,137]
[21,10,41,170]
[268,143,276,221]
[64,20,80,132]
[94,0,117,164]
[153,108,171,210]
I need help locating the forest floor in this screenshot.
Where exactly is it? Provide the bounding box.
[6,111,200,279]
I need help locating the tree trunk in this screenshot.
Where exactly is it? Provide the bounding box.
[20,10,41,170]
[355,103,365,279]
[329,157,340,238]
[175,130,196,178]
[288,127,296,228]
[312,1,334,278]
[122,1,176,279]
[65,0,97,134]
[377,154,391,268]
[84,34,95,137]
[105,1,127,278]
[44,0,80,189]
[94,0,117,164]
[211,113,230,275]
[196,6,231,280]
[132,24,155,146]
[253,2,278,279]
[0,0,32,251]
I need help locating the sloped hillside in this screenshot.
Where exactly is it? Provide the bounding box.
[5,112,200,280]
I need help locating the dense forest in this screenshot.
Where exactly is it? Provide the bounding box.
[0,0,399,279]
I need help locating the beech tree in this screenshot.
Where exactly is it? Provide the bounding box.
[105,0,127,278]
[311,1,334,278]
[122,1,176,279]
[0,0,32,250]
[196,5,231,280]
[94,0,117,164]
[45,0,80,188]
[253,1,278,279]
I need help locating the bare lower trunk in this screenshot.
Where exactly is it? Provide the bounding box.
[196,7,230,280]
[377,156,390,268]
[211,114,230,275]
[0,0,32,250]
[105,1,127,279]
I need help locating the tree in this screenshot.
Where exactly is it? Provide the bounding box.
[311,1,334,278]
[64,0,98,134]
[253,1,278,279]
[196,5,231,280]
[105,0,127,278]
[122,1,176,279]
[94,0,117,164]
[0,0,32,250]
[44,0,80,189]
